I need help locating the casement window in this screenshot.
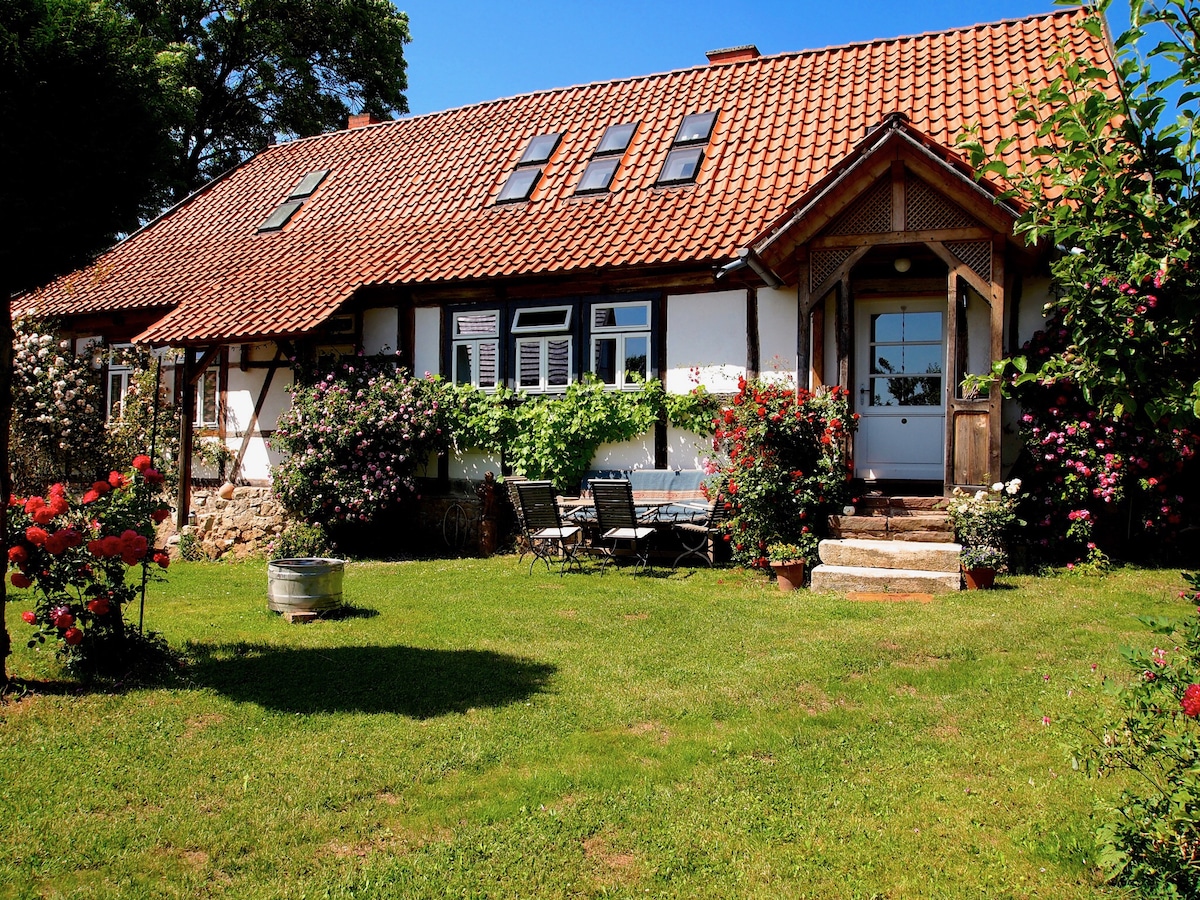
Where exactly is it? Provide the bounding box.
[512,306,571,392]
[452,310,501,389]
[106,359,133,421]
[194,366,221,428]
[590,301,651,388]
[657,111,717,186]
[497,132,562,203]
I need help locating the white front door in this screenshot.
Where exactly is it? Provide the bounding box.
[854,298,946,481]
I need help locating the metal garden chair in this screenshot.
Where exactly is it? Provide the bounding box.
[590,479,657,572]
[513,481,582,575]
[672,495,729,567]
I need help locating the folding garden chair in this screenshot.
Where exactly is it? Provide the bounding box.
[590,479,656,572]
[513,481,582,575]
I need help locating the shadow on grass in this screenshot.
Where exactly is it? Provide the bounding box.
[186,642,556,717]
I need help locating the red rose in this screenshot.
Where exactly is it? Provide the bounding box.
[152,508,171,523]
[132,455,152,472]
[87,597,111,616]
[52,610,75,629]
[109,471,127,488]
[24,526,48,547]
[21,610,36,624]
[63,627,83,646]
[145,469,164,486]
[10,573,31,589]
[1182,684,1200,718]
[8,545,28,565]
[153,552,170,569]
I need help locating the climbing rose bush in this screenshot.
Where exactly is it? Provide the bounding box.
[709,378,855,569]
[1079,572,1200,896]
[7,456,171,675]
[271,357,453,528]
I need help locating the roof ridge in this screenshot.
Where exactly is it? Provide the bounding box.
[269,7,1086,152]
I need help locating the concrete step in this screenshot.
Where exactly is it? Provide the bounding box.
[810,564,961,594]
[818,538,962,573]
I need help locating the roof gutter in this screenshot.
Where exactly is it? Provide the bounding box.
[714,248,784,288]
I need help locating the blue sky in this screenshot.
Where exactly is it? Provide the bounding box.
[397,1,1118,117]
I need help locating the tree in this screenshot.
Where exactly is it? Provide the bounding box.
[963,0,1200,426]
[118,0,411,202]
[960,0,1200,559]
[0,0,175,686]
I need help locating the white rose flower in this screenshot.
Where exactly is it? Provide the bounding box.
[974,490,987,501]
[1006,478,1022,495]
[991,482,1004,492]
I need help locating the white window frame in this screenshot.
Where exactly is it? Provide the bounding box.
[510,305,572,334]
[194,366,221,429]
[590,300,651,389]
[106,351,134,422]
[451,309,501,390]
[515,336,573,393]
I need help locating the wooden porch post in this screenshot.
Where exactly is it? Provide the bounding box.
[176,348,196,528]
[835,274,851,389]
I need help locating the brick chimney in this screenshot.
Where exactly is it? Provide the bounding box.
[705,45,760,65]
[347,113,386,129]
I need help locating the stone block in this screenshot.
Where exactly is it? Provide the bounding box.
[809,564,961,593]
[818,538,961,573]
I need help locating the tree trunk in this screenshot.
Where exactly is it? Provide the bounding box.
[1,291,14,686]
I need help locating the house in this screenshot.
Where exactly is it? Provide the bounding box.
[23,9,1117,537]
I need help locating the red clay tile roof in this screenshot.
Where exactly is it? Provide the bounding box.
[25,8,1115,345]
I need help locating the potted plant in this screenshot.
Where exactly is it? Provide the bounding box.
[767,539,813,592]
[948,479,1022,589]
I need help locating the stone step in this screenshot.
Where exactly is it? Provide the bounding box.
[818,538,962,573]
[828,514,953,542]
[809,564,961,594]
[860,495,950,512]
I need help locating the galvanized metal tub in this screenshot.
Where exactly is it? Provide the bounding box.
[267,558,344,614]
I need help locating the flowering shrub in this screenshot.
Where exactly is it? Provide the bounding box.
[1003,318,1198,562]
[1079,572,1200,895]
[271,357,453,528]
[709,378,855,570]
[10,320,106,491]
[948,479,1022,570]
[7,456,171,676]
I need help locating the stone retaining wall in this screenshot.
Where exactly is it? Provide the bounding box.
[182,486,285,560]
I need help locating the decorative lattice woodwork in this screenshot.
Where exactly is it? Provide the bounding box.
[946,240,992,283]
[905,176,979,231]
[826,177,892,236]
[810,248,853,292]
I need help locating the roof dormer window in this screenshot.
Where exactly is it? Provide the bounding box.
[576,122,638,195]
[498,132,562,203]
[657,111,717,186]
[257,169,329,232]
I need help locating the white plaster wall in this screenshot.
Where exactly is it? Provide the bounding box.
[449,450,504,483]
[962,288,992,389]
[413,307,441,378]
[363,307,399,355]
[822,293,838,387]
[1014,276,1055,347]
[666,425,715,470]
[223,344,294,483]
[757,286,797,380]
[592,436,655,471]
[665,289,746,394]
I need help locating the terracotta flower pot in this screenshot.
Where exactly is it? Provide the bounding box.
[962,566,996,590]
[770,560,806,592]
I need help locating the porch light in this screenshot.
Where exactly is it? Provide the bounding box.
[893,257,912,273]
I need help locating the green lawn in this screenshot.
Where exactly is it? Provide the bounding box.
[0,559,1183,899]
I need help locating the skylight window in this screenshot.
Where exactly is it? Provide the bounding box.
[657,111,717,186]
[575,121,638,196]
[675,111,717,144]
[596,122,637,155]
[257,169,329,232]
[498,132,562,204]
[577,158,621,194]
